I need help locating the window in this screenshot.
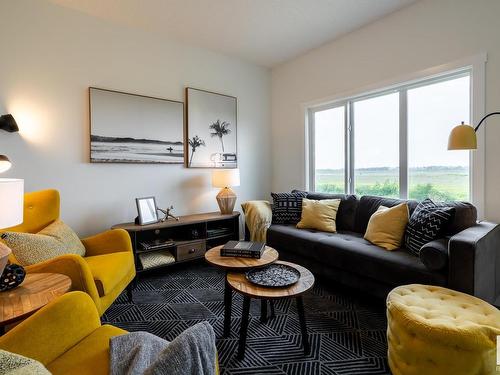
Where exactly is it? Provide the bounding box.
[313,106,345,193]
[308,70,471,201]
[407,76,470,201]
[353,92,399,198]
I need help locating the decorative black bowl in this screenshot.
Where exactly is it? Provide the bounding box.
[0,264,26,292]
[246,264,300,288]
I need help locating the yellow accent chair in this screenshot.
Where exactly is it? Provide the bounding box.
[3,189,135,316]
[0,291,220,375]
[0,292,125,374]
[387,284,500,375]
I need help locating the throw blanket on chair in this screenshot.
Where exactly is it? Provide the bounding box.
[109,322,216,375]
[241,200,272,242]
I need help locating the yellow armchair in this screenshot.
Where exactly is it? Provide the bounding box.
[0,291,220,375]
[0,291,127,375]
[3,189,135,316]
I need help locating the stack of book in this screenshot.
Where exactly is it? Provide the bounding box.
[220,241,265,258]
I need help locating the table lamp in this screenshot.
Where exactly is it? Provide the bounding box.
[0,179,24,275]
[212,169,240,214]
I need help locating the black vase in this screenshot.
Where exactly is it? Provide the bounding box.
[0,264,26,292]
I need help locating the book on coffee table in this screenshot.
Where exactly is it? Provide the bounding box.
[220,241,265,258]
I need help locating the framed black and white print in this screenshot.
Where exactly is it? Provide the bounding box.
[89,87,184,164]
[185,87,237,168]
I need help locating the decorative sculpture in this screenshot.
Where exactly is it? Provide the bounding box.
[158,206,180,222]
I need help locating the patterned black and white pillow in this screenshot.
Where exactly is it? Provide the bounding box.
[271,192,307,224]
[405,198,455,256]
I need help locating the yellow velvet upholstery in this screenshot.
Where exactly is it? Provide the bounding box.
[0,292,125,374]
[85,252,135,297]
[1,189,135,315]
[387,284,500,375]
[47,325,126,375]
[0,292,219,375]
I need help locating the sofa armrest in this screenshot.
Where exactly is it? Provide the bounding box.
[419,238,449,271]
[448,221,500,305]
[82,229,133,257]
[26,254,101,303]
[0,291,101,365]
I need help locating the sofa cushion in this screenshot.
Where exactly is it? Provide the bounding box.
[405,199,455,256]
[440,201,477,236]
[364,203,409,250]
[46,324,126,375]
[2,220,86,266]
[354,195,418,234]
[0,349,50,375]
[266,224,332,260]
[293,190,358,232]
[85,252,134,297]
[267,225,446,287]
[271,192,307,224]
[315,233,446,286]
[296,198,340,233]
[419,238,449,271]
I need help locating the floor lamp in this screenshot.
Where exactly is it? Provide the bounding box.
[448,112,500,150]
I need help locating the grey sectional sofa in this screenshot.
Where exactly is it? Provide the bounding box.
[264,192,500,306]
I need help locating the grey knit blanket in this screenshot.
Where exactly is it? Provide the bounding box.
[109,322,216,375]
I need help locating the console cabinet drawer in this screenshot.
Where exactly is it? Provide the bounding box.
[176,240,206,261]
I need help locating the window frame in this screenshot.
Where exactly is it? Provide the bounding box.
[306,65,474,201]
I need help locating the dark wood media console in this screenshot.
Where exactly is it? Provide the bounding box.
[113,212,240,276]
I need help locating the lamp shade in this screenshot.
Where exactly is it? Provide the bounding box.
[0,179,24,229]
[212,169,240,188]
[448,123,477,150]
[0,155,12,173]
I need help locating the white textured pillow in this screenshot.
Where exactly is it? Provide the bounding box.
[2,220,86,266]
[0,349,51,375]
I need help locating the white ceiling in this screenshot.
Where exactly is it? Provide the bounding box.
[49,0,417,67]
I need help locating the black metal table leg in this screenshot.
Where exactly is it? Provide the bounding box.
[296,296,310,355]
[237,296,251,360]
[260,299,268,323]
[223,273,232,338]
[269,300,276,318]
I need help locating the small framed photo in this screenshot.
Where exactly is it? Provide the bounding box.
[136,197,159,225]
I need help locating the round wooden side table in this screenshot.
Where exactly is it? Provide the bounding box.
[0,273,72,333]
[205,245,279,337]
[227,261,315,360]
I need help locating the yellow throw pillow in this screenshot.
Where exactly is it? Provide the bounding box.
[2,219,86,266]
[364,203,409,250]
[296,198,341,233]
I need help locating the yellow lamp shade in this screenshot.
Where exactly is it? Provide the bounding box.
[448,123,477,150]
[212,169,240,188]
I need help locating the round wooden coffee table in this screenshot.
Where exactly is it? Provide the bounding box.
[205,245,279,338]
[227,261,315,360]
[0,273,72,333]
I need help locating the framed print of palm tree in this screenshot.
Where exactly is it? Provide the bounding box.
[185,87,237,168]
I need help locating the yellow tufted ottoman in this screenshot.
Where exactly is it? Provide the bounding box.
[387,284,500,375]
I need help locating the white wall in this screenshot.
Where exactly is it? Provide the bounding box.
[0,0,271,236]
[271,0,500,222]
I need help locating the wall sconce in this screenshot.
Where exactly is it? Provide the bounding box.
[0,114,19,133]
[0,155,12,173]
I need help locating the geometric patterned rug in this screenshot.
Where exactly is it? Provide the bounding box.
[102,261,390,375]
